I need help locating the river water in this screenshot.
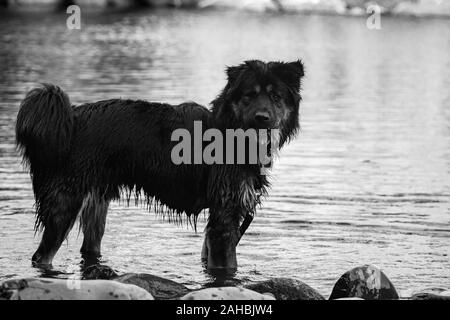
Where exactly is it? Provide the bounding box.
[0,8,449,298]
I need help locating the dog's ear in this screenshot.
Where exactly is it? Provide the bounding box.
[223,63,250,98]
[225,63,248,85]
[271,60,304,91]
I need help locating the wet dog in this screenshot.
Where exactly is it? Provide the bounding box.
[16,60,304,271]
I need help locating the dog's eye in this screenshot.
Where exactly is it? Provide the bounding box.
[271,93,281,102]
[242,92,256,104]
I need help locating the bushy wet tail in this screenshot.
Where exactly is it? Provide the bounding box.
[16,84,74,169]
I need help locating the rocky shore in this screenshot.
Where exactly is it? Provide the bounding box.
[1,264,449,300]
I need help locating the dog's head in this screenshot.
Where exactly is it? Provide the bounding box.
[212,60,304,146]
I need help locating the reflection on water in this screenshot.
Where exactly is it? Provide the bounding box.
[0,9,449,297]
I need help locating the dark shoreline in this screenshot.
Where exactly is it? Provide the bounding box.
[1,0,450,19]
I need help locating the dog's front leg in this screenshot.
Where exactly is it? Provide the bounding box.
[202,207,240,271]
[201,211,253,266]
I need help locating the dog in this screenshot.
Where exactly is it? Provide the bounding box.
[16,59,304,271]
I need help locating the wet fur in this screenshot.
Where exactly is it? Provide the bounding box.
[16,60,304,267]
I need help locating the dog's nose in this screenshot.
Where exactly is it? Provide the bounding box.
[254,111,270,124]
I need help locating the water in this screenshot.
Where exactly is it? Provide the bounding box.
[0,9,449,298]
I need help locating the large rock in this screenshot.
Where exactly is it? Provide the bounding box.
[82,264,191,300]
[181,287,275,300]
[244,278,324,300]
[0,278,153,300]
[411,293,450,300]
[410,288,450,300]
[329,265,399,300]
[114,273,191,300]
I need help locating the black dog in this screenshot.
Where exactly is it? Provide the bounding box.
[16,60,304,271]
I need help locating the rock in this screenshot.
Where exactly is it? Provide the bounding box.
[181,287,275,300]
[0,278,27,300]
[411,293,450,300]
[82,264,119,280]
[244,278,324,300]
[114,273,191,300]
[82,264,191,300]
[329,265,399,300]
[0,278,154,300]
[410,288,450,300]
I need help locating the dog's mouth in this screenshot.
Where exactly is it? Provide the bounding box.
[246,119,281,130]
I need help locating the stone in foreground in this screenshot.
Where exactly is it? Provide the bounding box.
[329,265,399,300]
[82,265,190,299]
[181,287,275,300]
[82,264,119,280]
[244,278,325,300]
[0,278,154,300]
[410,288,450,300]
[114,273,191,300]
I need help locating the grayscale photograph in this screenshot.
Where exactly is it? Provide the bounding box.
[0,0,449,307]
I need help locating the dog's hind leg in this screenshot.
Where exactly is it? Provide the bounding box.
[32,191,83,266]
[79,192,110,264]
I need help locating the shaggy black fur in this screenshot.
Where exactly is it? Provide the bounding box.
[16,60,304,270]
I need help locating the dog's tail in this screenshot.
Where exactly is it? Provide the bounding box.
[16,84,74,168]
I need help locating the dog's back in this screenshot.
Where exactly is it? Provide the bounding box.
[20,85,214,210]
[70,98,211,209]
